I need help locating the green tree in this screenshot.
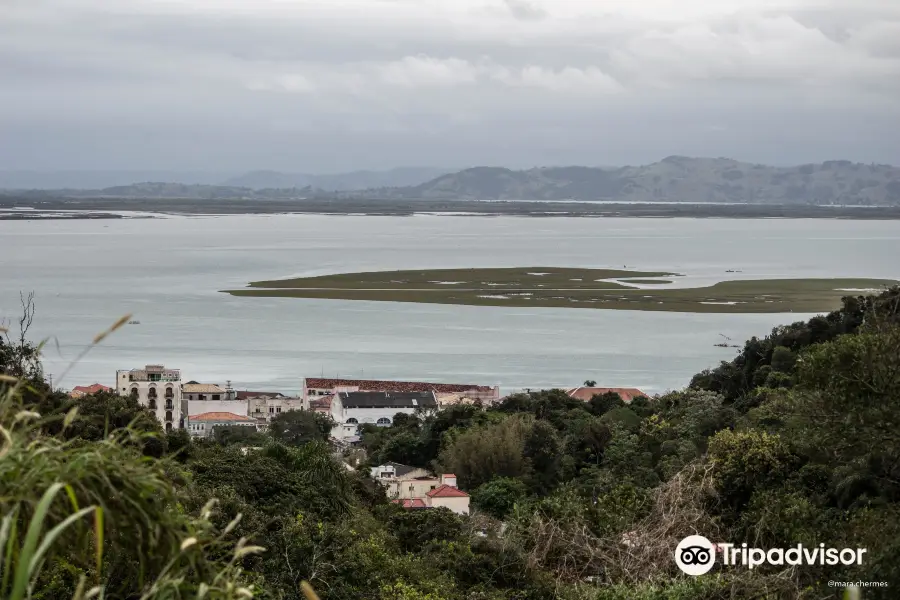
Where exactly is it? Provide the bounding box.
[437,414,533,490]
[268,409,334,446]
[523,420,563,494]
[470,477,528,519]
[213,424,269,447]
[385,505,464,552]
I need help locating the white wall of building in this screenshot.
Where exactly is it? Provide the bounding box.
[187,399,249,417]
[330,395,419,439]
[185,417,257,439]
[429,496,470,515]
[248,396,304,422]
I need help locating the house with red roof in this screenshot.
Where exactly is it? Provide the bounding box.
[388,474,470,515]
[69,383,112,398]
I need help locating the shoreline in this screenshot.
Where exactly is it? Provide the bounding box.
[4,197,900,220]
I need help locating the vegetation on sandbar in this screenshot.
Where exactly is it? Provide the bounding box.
[224,267,899,313]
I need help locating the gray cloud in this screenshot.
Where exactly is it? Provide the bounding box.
[1,0,899,172]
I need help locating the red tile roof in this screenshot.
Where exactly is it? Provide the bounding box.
[392,498,428,508]
[565,387,648,403]
[305,377,492,394]
[70,383,111,396]
[190,412,255,422]
[426,484,469,498]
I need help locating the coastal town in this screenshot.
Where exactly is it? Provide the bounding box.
[69,364,646,514]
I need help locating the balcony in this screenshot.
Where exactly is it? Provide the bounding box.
[165,401,174,410]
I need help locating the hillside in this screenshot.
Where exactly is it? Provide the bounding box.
[396,157,900,205]
[223,166,450,190]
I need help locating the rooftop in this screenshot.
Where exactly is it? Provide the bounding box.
[338,391,437,409]
[427,484,469,498]
[377,462,426,478]
[70,383,111,396]
[190,412,255,422]
[565,387,648,403]
[306,377,493,394]
[183,383,226,394]
[236,391,285,400]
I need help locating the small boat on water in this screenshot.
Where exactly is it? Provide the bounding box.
[128,320,141,325]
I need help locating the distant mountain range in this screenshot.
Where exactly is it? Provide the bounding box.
[3,158,898,206]
[392,157,900,205]
[221,167,451,190]
[0,167,450,191]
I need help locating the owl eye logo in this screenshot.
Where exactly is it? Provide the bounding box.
[679,546,711,565]
[674,535,716,575]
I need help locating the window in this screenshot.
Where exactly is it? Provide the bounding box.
[149,399,157,410]
[165,410,173,422]
[430,485,436,490]
[212,394,220,400]
[198,394,206,400]
[269,407,274,413]
[377,417,391,426]
[346,418,358,424]
[165,422,172,432]
[276,407,281,413]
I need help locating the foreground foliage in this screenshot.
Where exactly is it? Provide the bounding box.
[1,287,898,598]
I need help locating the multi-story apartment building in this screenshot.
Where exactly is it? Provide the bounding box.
[115,364,183,431]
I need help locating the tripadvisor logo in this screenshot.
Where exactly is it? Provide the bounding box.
[675,535,716,575]
[674,535,868,575]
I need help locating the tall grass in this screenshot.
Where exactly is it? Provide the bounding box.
[0,308,336,599]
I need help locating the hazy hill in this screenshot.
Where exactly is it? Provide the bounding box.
[0,170,228,189]
[3,182,322,200]
[396,157,900,205]
[221,166,450,190]
[4,158,899,206]
[0,167,449,192]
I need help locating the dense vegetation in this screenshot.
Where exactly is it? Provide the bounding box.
[1,288,899,599]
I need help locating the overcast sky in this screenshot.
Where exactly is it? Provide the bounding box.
[2,0,899,173]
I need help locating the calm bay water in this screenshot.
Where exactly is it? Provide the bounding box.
[2,214,899,395]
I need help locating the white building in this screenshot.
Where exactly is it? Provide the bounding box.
[116,364,183,432]
[185,411,259,439]
[246,393,305,425]
[389,474,470,515]
[184,382,249,418]
[330,391,437,440]
[370,462,431,482]
[303,377,500,406]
